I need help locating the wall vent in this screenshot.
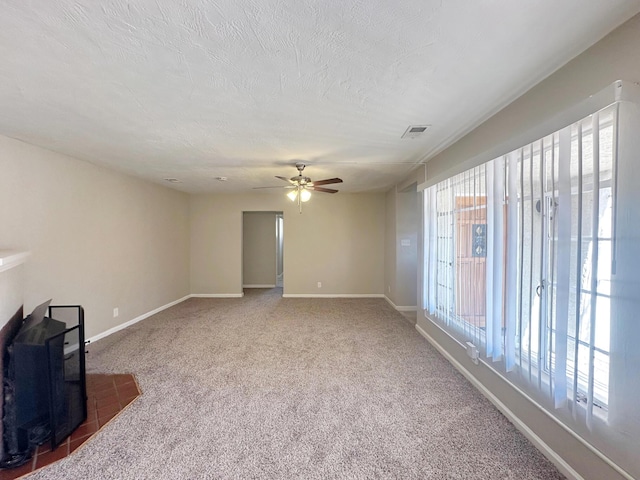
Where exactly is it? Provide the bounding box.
[401,125,430,139]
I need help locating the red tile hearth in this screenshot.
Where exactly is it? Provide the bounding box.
[0,373,141,480]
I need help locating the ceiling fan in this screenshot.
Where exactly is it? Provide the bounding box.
[254,163,343,213]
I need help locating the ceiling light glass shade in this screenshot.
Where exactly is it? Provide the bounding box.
[300,189,311,202]
[287,190,298,201]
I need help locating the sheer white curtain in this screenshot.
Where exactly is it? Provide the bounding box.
[485,157,504,361]
[423,187,437,314]
[554,125,571,408]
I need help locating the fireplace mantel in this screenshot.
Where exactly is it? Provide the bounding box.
[0,250,30,274]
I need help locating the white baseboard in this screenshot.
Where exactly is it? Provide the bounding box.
[190,293,244,298]
[384,296,417,312]
[86,295,191,344]
[415,323,583,480]
[282,293,385,298]
[85,291,382,348]
[242,284,276,288]
[395,306,417,312]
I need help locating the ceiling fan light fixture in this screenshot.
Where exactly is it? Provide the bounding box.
[254,163,341,213]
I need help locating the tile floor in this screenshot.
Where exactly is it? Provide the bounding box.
[0,373,140,480]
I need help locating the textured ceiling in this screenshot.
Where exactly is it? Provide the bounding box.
[1,1,639,193]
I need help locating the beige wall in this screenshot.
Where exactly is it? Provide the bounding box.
[384,187,419,309]
[384,166,423,310]
[395,187,418,308]
[191,192,385,296]
[242,212,277,286]
[0,135,191,339]
[405,13,640,480]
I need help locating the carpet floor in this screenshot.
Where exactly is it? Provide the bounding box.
[27,288,564,479]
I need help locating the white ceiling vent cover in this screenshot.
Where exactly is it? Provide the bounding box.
[401,125,430,139]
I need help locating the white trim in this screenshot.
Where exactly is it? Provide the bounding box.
[86,295,191,344]
[0,250,30,273]
[615,79,640,104]
[415,323,583,480]
[384,296,417,312]
[282,293,384,298]
[415,321,635,480]
[242,284,276,288]
[394,305,416,312]
[86,292,246,344]
[190,293,244,298]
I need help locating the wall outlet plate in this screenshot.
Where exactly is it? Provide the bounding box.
[466,341,479,365]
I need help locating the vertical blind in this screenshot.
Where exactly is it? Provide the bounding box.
[423,103,617,423]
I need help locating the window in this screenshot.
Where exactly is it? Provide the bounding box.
[565,108,615,416]
[424,104,617,421]
[429,165,488,342]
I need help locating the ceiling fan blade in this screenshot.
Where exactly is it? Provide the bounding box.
[252,185,295,189]
[310,177,343,186]
[309,186,339,193]
[276,175,295,184]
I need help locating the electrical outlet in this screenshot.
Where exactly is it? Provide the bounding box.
[388,285,391,293]
[113,307,119,318]
[317,282,322,288]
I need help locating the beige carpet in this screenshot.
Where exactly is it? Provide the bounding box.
[27,288,564,479]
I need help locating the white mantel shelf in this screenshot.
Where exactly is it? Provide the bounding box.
[0,250,30,273]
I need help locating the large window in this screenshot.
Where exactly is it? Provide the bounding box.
[424,104,617,421]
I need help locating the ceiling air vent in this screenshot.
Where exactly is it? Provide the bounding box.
[401,125,430,139]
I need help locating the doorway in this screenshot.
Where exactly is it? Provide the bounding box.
[276,213,283,287]
[242,211,283,289]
